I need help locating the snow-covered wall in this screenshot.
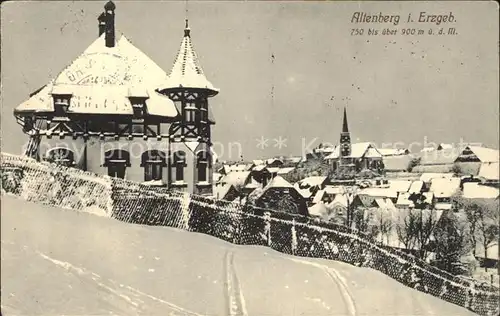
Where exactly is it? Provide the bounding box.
[1,152,498,316]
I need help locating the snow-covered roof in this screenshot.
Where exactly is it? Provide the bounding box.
[294,184,314,199]
[408,180,424,194]
[396,192,414,208]
[266,158,283,165]
[327,193,352,209]
[422,192,434,204]
[313,147,335,154]
[378,148,409,156]
[308,202,329,217]
[357,187,398,199]
[221,164,249,174]
[160,21,218,95]
[16,34,177,117]
[312,190,325,204]
[418,147,461,166]
[324,142,382,160]
[478,162,499,181]
[438,143,453,150]
[251,165,268,172]
[419,172,454,183]
[215,183,235,200]
[429,177,461,198]
[462,183,500,199]
[297,176,327,188]
[265,175,294,189]
[219,171,250,187]
[388,179,412,193]
[457,146,499,163]
[324,185,344,195]
[252,159,265,166]
[374,198,397,210]
[267,167,280,174]
[277,167,295,175]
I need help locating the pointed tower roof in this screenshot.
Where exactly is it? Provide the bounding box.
[342,107,349,133]
[161,19,219,96]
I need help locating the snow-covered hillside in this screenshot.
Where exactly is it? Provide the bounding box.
[1,195,475,316]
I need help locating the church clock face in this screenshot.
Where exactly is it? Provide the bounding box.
[341,143,351,155]
[56,53,128,86]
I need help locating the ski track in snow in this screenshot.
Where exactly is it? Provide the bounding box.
[223,250,248,316]
[285,257,357,316]
[2,241,204,316]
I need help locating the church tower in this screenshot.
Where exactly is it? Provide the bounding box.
[158,19,218,196]
[340,107,351,158]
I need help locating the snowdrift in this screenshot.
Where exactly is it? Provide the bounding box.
[1,152,499,315]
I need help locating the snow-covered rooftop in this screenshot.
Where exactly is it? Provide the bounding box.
[219,171,251,187]
[325,142,382,160]
[419,173,454,183]
[265,175,294,189]
[462,183,499,199]
[429,177,461,198]
[457,146,499,163]
[16,34,177,117]
[388,179,413,193]
[478,162,499,181]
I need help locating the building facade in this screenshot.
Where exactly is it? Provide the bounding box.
[13,2,217,196]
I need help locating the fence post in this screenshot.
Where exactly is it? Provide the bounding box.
[291,219,297,256]
[264,211,271,247]
[180,191,191,231]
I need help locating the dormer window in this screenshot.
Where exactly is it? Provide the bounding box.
[129,97,147,118]
[52,94,72,116]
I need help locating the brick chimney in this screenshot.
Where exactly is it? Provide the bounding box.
[103,1,116,48]
[98,12,106,36]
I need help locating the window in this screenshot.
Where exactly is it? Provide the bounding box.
[184,102,197,123]
[46,147,75,167]
[173,151,186,182]
[197,151,211,182]
[108,164,126,178]
[52,94,71,116]
[103,150,130,179]
[141,150,166,181]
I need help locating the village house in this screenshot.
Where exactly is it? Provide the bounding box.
[293,176,328,204]
[454,145,500,176]
[14,2,218,196]
[255,176,308,216]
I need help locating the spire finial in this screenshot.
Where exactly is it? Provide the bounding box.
[184,18,191,37]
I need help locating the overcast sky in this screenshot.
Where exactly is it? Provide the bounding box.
[1,1,498,160]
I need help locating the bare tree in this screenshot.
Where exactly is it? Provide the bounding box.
[395,209,420,252]
[415,209,439,260]
[368,208,393,245]
[432,211,472,275]
[475,199,500,271]
[352,207,371,234]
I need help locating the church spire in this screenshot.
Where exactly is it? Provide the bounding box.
[340,107,351,158]
[342,106,349,133]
